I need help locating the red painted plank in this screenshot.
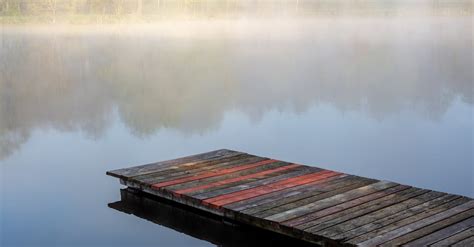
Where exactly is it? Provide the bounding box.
[209,171,340,206]
[209,171,338,206]
[174,163,302,194]
[204,170,335,203]
[151,159,279,189]
[205,170,342,207]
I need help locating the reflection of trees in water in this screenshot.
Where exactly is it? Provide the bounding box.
[104,35,237,136]
[230,20,472,121]
[0,18,472,159]
[0,32,114,158]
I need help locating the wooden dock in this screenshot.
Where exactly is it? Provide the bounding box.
[107,149,474,246]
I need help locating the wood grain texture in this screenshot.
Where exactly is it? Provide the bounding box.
[265,181,398,223]
[379,209,474,246]
[152,159,278,188]
[107,149,474,246]
[162,158,283,192]
[193,166,320,200]
[403,217,474,246]
[251,178,377,219]
[452,236,474,247]
[358,200,474,246]
[239,175,368,215]
[347,196,470,245]
[107,149,241,179]
[171,161,296,194]
[225,174,349,212]
[135,154,258,185]
[283,184,411,228]
[430,227,474,246]
[205,170,341,207]
[298,187,428,232]
[341,194,460,243]
[319,191,446,239]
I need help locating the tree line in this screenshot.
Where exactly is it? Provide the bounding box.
[1,0,296,16]
[1,0,469,16]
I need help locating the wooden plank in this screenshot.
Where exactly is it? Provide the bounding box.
[265,181,398,223]
[357,200,474,246]
[135,154,259,185]
[151,159,278,188]
[185,164,307,198]
[138,155,261,184]
[203,170,337,204]
[282,184,411,228]
[339,194,460,243]
[312,191,445,238]
[164,160,293,192]
[327,192,451,240]
[107,149,241,178]
[299,188,428,232]
[346,196,470,245]
[224,174,349,212]
[403,217,474,246]
[175,163,302,194]
[176,162,301,195]
[240,175,369,216]
[204,170,337,203]
[192,166,320,200]
[206,170,342,207]
[452,236,474,247]
[198,171,337,206]
[133,154,257,180]
[431,227,474,246]
[249,177,377,218]
[380,209,474,246]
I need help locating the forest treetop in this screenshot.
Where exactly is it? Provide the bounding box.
[0,0,471,24]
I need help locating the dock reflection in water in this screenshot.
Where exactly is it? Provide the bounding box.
[109,188,317,247]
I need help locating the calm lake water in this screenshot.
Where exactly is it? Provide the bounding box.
[1,10,473,247]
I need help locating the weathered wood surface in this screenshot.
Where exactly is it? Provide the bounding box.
[107,149,474,246]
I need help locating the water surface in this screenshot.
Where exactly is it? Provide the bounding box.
[1,10,473,247]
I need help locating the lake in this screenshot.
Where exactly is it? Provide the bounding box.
[1,8,473,247]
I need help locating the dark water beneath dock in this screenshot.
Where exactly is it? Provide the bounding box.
[1,7,473,247]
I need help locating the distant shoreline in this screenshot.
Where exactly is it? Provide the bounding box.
[1,7,472,25]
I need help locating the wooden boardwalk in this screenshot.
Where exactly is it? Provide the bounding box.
[107,149,474,246]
